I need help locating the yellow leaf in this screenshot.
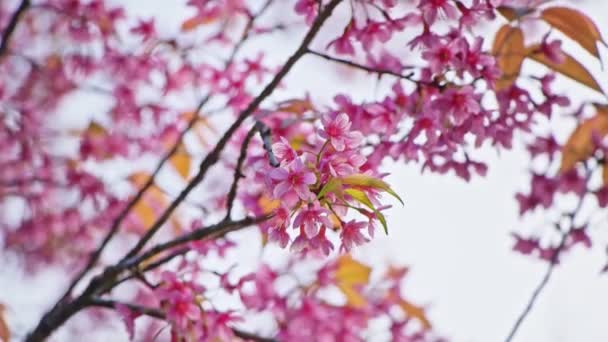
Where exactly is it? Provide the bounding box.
[398,299,432,330]
[541,7,606,59]
[127,172,169,230]
[492,25,525,90]
[527,46,603,94]
[170,153,191,180]
[560,106,608,172]
[258,195,280,214]
[334,255,372,308]
[318,178,343,199]
[336,283,367,308]
[341,174,403,205]
[344,188,388,234]
[0,304,10,342]
[335,255,371,286]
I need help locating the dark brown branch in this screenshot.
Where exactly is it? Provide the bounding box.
[65,0,274,296]
[0,0,30,59]
[90,299,279,342]
[123,0,343,260]
[306,49,421,84]
[224,125,258,221]
[25,2,342,340]
[61,96,210,301]
[121,215,270,271]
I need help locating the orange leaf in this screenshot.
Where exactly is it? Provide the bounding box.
[560,106,608,172]
[541,7,606,59]
[492,25,526,90]
[527,46,603,94]
[128,172,151,187]
[398,299,432,330]
[127,172,169,230]
[170,153,191,180]
[181,15,216,32]
[132,200,158,228]
[603,162,608,186]
[276,99,315,115]
[0,304,10,342]
[85,121,107,138]
[334,255,371,308]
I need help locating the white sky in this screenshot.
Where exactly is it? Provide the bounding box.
[2,1,608,341]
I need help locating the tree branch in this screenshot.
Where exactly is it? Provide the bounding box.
[224,125,258,221]
[61,95,211,302]
[0,0,30,59]
[122,0,343,260]
[89,299,279,342]
[25,2,342,340]
[65,0,276,297]
[121,215,270,271]
[505,165,591,342]
[503,232,567,342]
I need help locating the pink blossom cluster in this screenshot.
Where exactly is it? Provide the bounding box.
[239,258,445,342]
[244,112,395,256]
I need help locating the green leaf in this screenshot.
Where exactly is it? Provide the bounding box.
[317,178,343,199]
[345,188,389,235]
[342,174,404,205]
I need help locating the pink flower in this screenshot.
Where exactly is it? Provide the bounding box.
[130,18,156,41]
[511,233,539,255]
[340,220,369,252]
[419,0,458,24]
[569,228,592,249]
[319,113,360,151]
[268,205,291,248]
[269,158,316,202]
[293,202,333,237]
[116,304,142,340]
[541,38,566,64]
[433,86,480,125]
[295,0,318,25]
[272,137,298,163]
[309,226,334,256]
[421,40,459,73]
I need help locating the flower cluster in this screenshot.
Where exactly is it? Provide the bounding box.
[248,112,399,255]
[240,255,445,342]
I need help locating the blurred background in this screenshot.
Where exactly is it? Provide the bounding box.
[2,0,608,341]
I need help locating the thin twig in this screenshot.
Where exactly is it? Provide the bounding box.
[505,165,592,342]
[503,232,567,342]
[306,49,421,84]
[0,0,30,59]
